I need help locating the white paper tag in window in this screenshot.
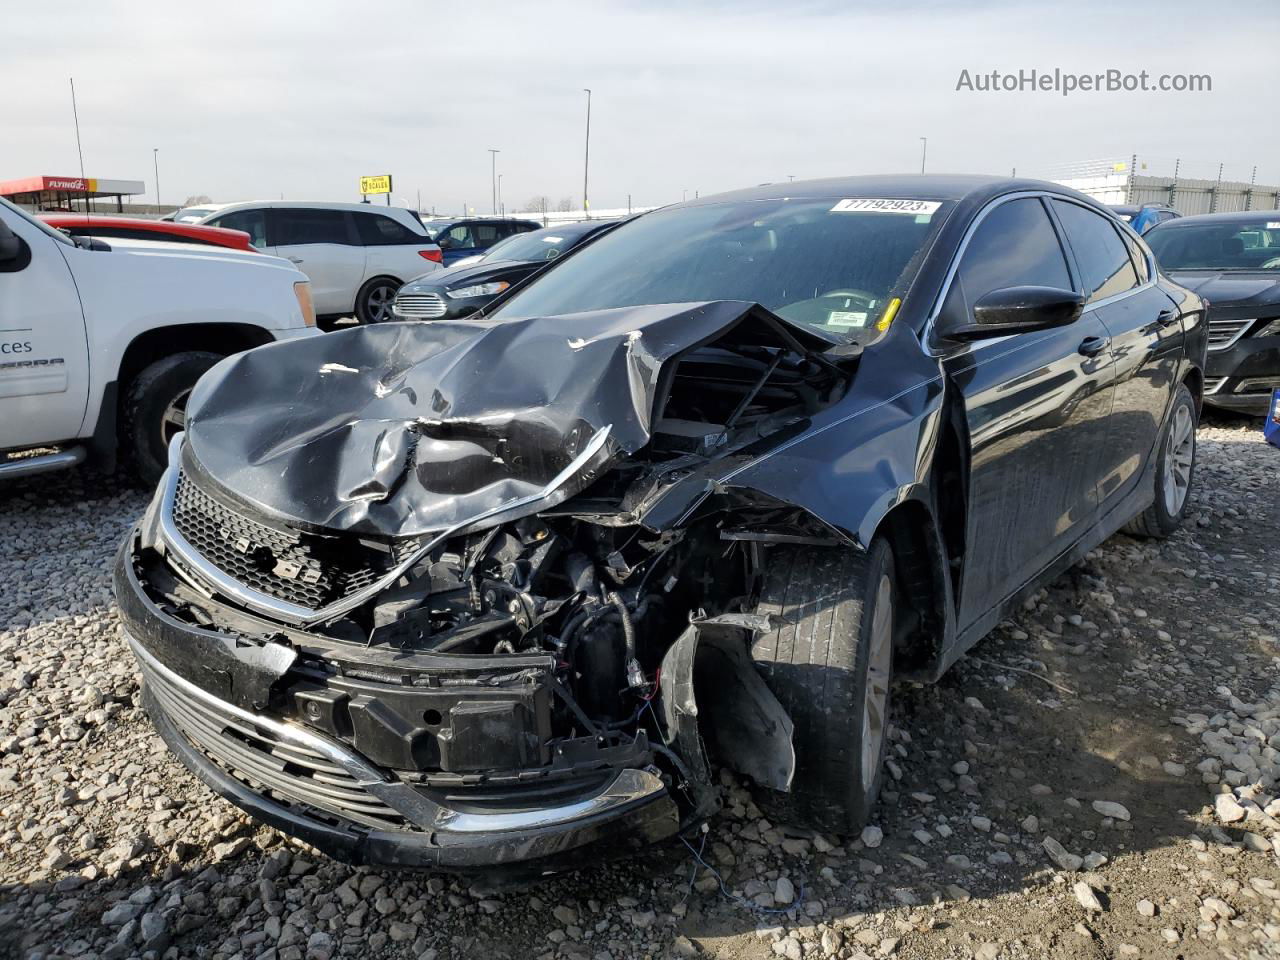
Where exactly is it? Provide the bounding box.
[831,198,941,215]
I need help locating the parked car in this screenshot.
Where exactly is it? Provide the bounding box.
[116,175,1205,875]
[193,202,443,324]
[1146,210,1280,413]
[1109,203,1181,234]
[0,197,316,485]
[390,220,619,320]
[420,216,541,265]
[166,204,230,224]
[41,214,257,252]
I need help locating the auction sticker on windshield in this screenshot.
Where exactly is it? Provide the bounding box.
[831,198,941,215]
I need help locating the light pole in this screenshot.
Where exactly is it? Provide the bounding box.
[488,149,500,215]
[919,137,927,175]
[582,88,591,218]
[497,174,504,216]
[152,148,161,213]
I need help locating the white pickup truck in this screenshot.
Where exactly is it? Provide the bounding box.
[0,197,318,484]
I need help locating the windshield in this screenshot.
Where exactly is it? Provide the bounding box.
[481,227,590,263]
[422,221,448,239]
[0,196,74,246]
[1147,220,1280,271]
[490,198,947,342]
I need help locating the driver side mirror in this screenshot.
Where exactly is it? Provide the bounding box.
[939,285,1085,341]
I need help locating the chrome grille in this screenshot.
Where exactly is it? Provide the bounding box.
[1202,376,1227,394]
[170,470,413,610]
[140,653,405,829]
[393,292,448,319]
[1207,318,1254,351]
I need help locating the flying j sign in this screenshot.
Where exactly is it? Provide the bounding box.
[360,175,393,196]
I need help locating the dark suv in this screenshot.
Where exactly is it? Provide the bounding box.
[421,217,541,265]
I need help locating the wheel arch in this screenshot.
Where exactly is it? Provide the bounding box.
[113,323,274,448]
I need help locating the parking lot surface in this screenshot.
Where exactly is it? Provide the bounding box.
[1,415,1277,960]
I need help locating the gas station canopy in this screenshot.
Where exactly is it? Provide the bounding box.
[0,175,146,212]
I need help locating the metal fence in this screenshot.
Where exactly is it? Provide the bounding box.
[1038,156,1280,214]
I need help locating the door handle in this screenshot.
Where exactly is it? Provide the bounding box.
[1077,335,1111,357]
[1156,308,1179,327]
[288,256,304,264]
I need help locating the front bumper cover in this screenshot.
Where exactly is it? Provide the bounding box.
[1205,334,1280,413]
[115,537,681,874]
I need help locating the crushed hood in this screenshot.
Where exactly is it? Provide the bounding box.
[185,301,819,537]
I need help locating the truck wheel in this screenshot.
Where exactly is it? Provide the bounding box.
[1123,382,1197,538]
[355,276,400,324]
[750,539,896,835]
[123,352,221,486]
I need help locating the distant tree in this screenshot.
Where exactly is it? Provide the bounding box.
[182,194,213,206]
[556,196,574,212]
[524,195,551,214]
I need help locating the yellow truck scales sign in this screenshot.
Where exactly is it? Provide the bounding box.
[360,175,392,195]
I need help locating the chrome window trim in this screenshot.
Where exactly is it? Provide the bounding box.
[158,425,614,626]
[922,191,1156,358]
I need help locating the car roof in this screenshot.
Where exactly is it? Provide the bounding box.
[424,216,542,226]
[1147,209,1280,229]
[680,174,1090,207]
[210,201,422,217]
[524,219,617,239]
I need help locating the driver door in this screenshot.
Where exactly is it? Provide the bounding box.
[936,196,1117,630]
[0,205,91,450]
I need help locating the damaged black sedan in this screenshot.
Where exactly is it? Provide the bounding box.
[116,176,1207,874]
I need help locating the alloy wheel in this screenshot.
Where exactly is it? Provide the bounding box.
[366,284,396,323]
[1162,403,1194,516]
[862,572,893,787]
[160,388,191,446]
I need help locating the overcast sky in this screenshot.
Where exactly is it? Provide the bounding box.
[2,0,1275,214]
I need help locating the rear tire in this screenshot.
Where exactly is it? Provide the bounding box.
[355,276,400,324]
[123,352,221,486]
[750,539,896,835]
[1123,383,1197,538]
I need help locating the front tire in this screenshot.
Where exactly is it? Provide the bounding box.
[123,352,221,486]
[750,540,896,834]
[355,277,400,324]
[1123,382,1197,538]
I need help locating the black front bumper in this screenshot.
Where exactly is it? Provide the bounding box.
[1205,335,1280,413]
[114,535,680,875]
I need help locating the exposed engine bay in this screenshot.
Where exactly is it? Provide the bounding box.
[119,300,857,868]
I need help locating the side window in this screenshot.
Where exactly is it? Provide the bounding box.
[471,223,501,248]
[1051,200,1140,303]
[269,208,353,246]
[514,222,538,235]
[1119,231,1151,284]
[355,213,420,245]
[950,197,1072,312]
[210,209,267,248]
[441,224,474,249]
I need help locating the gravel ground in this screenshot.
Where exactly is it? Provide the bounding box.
[1,414,1277,960]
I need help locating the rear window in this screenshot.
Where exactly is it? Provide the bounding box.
[355,212,422,245]
[492,197,950,343]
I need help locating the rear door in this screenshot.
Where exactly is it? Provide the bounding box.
[265,208,365,314]
[353,211,438,280]
[0,203,91,449]
[937,195,1117,630]
[1050,199,1183,510]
